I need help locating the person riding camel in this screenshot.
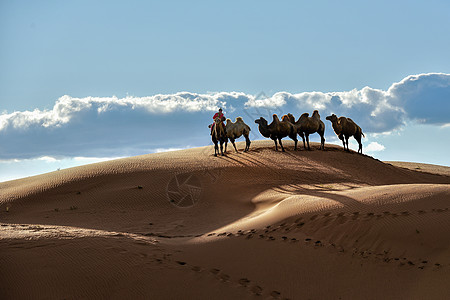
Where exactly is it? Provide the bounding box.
[210,108,226,135]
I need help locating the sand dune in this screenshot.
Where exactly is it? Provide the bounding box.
[1,140,449,299]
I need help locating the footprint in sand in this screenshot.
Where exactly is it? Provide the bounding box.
[352,212,360,220]
[210,268,221,275]
[238,278,250,287]
[246,234,253,240]
[251,285,263,296]
[270,290,281,298]
[176,261,187,266]
[283,226,293,233]
[336,215,348,224]
[418,210,426,214]
[191,266,202,272]
[310,215,318,221]
[219,273,230,282]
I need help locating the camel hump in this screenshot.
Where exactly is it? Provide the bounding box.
[281,114,290,122]
[273,114,280,121]
[235,116,244,122]
[301,112,309,118]
[312,110,320,117]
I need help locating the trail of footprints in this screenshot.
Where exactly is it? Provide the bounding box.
[165,206,448,298]
[172,259,286,299]
[142,206,449,269]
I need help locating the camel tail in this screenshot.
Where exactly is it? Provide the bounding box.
[359,126,365,138]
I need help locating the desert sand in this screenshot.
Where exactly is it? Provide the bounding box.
[1,140,449,299]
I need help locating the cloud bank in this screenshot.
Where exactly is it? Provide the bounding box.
[0,73,449,160]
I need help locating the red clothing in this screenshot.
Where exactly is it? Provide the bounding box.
[211,112,225,133]
[213,112,224,121]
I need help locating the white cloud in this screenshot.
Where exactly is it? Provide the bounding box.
[365,142,386,152]
[153,147,190,153]
[0,73,448,160]
[38,156,58,162]
[0,92,251,131]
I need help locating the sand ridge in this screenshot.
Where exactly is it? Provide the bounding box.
[1,140,449,299]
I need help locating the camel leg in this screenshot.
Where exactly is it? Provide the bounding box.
[299,132,306,150]
[278,138,285,152]
[273,138,278,151]
[356,136,362,154]
[319,130,325,150]
[339,135,345,151]
[228,137,238,153]
[306,134,311,150]
[244,134,251,152]
[232,140,238,153]
[224,140,228,153]
[214,142,218,157]
[345,136,350,152]
[220,141,224,156]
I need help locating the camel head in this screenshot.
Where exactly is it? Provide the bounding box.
[255,117,268,126]
[326,114,338,122]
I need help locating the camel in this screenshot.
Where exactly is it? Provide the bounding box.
[224,117,251,153]
[255,114,298,152]
[283,111,325,150]
[211,116,227,156]
[325,114,365,153]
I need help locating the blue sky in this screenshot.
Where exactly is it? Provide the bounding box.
[1,0,450,182]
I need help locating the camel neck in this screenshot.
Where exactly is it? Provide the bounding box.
[257,124,271,138]
[332,121,342,133]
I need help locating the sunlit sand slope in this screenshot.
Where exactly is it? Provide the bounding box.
[1,140,449,299]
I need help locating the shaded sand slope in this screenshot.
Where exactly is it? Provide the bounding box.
[1,140,449,299]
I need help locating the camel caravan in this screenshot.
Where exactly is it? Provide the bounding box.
[210,109,365,156]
